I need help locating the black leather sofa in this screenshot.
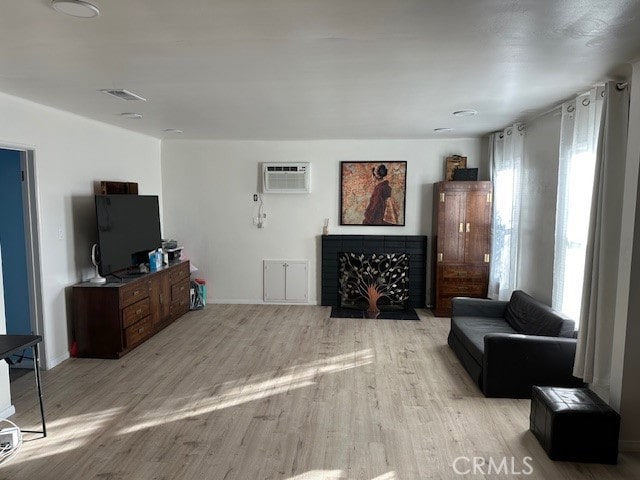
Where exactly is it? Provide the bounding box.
[448,290,584,398]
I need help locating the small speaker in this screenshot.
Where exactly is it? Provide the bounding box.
[453,168,478,181]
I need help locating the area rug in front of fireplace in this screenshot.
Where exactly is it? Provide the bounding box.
[330,306,420,321]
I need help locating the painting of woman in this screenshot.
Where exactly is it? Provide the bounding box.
[340,161,406,226]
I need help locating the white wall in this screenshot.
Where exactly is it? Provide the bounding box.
[517,109,562,304]
[611,61,640,449]
[0,92,161,369]
[161,139,482,304]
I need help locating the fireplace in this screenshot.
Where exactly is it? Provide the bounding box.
[321,235,427,308]
[339,252,409,310]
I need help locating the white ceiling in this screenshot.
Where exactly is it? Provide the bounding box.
[2,0,640,140]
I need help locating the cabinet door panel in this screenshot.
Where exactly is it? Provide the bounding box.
[264,261,286,301]
[464,190,492,264]
[439,191,465,262]
[285,261,308,302]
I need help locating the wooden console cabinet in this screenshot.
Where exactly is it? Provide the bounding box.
[72,260,190,358]
[431,181,492,316]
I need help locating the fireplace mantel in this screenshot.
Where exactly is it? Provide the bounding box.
[321,235,427,308]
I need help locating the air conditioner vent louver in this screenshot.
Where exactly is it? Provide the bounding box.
[262,163,311,194]
[100,89,147,102]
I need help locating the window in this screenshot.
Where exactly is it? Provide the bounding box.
[489,124,524,300]
[552,88,603,325]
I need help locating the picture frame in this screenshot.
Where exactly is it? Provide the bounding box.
[445,155,467,181]
[340,161,407,226]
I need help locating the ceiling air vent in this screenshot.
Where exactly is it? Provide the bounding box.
[100,89,147,102]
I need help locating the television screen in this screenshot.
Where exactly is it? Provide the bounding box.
[95,195,162,276]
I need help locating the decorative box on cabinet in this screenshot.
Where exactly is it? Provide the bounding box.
[431,181,492,316]
[72,260,190,358]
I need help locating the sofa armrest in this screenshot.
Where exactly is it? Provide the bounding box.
[451,297,509,318]
[482,333,584,398]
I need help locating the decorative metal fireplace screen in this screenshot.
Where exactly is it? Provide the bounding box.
[338,252,409,310]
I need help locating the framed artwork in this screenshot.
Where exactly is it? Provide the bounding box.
[340,161,407,226]
[445,155,467,181]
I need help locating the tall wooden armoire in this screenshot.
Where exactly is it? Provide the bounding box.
[431,181,493,316]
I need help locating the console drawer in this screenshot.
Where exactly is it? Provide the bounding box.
[171,278,190,302]
[169,262,190,284]
[440,283,485,296]
[122,298,150,329]
[441,265,487,281]
[124,316,152,348]
[170,297,189,319]
[120,282,149,308]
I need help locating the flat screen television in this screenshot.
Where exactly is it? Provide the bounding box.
[95,194,162,276]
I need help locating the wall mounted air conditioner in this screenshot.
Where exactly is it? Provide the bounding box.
[262,163,311,194]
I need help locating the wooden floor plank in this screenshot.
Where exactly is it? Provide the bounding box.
[1,304,639,479]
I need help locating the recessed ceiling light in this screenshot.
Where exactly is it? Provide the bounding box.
[434,128,454,133]
[163,129,183,134]
[453,110,478,117]
[51,0,100,18]
[120,112,143,119]
[100,89,147,102]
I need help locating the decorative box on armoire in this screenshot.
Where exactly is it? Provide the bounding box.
[431,181,492,317]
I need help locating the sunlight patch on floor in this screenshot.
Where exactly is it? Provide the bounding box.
[117,349,374,435]
[8,407,123,465]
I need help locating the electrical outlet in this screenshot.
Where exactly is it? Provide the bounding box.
[0,427,19,451]
[253,194,258,202]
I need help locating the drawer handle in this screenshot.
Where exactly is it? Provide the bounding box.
[136,309,142,315]
[133,290,140,296]
[138,327,145,334]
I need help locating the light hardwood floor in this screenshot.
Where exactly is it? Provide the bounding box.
[2,305,639,479]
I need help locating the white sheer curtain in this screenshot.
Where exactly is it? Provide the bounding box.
[573,82,629,396]
[489,123,525,300]
[552,87,604,324]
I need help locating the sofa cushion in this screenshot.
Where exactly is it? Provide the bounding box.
[505,290,564,337]
[451,316,517,364]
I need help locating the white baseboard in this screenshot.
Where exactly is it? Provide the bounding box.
[208,298,320,305]
[47,351,70,370]
[619,440,640,452]
[0,405,16,419]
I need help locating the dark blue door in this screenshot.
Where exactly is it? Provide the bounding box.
[0,148,32,335]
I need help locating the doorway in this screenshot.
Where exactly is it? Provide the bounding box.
[0,147,43,373]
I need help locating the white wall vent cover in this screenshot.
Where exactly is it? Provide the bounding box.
[262,163,311,193]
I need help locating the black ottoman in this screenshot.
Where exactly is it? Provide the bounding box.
[530,386,620,464]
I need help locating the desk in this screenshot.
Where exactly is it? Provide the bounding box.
[0,335,46,437]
